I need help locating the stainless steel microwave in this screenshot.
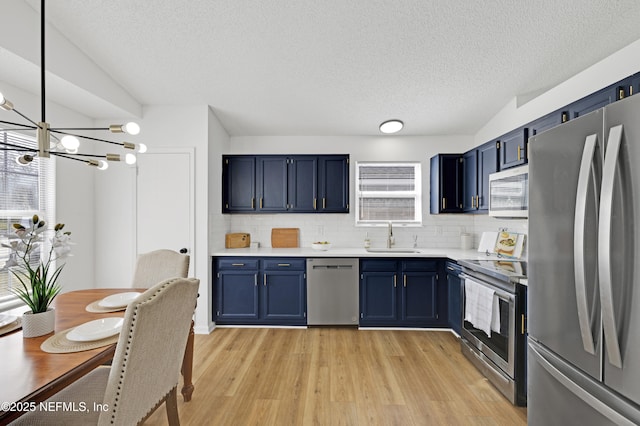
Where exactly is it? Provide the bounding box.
[488,165,528,218]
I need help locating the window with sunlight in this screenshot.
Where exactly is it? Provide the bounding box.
[355,162,422,226]
[0,130,55,312]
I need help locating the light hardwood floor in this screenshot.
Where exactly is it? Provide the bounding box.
[146,328,527,425]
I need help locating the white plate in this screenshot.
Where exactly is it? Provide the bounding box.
[98,292,141,308]
[0,314,17,328]
[67,317,124,342]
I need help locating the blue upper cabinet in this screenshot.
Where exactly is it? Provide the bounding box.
[318,155,349,213]
[529,110,565,137]
[223,154,349,213]
[568,86,615,119]
[430,154,463,214]
[287,156,317,212]
[222,156,256,212]
[463,140,498,212]
[498,127,528,170]
[257,156,288,212]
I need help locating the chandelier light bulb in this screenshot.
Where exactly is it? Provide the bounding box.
[16,154,34,165]
[123,122,140,135]
[60,135,80,151]
[97,160,109,170]
[0,92,14,111]
[125,153,137,165]
[137,143,147,153]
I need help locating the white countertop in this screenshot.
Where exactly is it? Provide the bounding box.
[211,246,514,262]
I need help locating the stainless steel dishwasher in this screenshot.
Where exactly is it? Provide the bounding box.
[306,258,359,325]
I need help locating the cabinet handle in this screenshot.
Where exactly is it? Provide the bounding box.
[254,274,257,286]
[619,87,625,100]
[442,198,446,210]
[323,198,326,209]
[471,196,476,208]
[517,145,521,161]
[562,111,569,123]
[277,263,291,267]
[313,198,317,210]
[260,198,263,209]
[403,275,407,288]
[521,314,526,335]
[251,198,255,209]
[393,275,397,288]
[476,195,480,208]
[264,274,267,286]
[631,85,634,96]
[231,263,245,266]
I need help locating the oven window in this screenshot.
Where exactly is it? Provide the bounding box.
[464,298,510,360]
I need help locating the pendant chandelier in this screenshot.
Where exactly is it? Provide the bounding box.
[0,0,145,170]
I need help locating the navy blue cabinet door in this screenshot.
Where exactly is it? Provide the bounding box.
[262,270,306,323]
[402,271,437,322]
[216,270,259,321]
[222,156,256,212]
[530,110,564,137]
[499,128,528,170]
[318,155,349,212]
[257,156,288,212]
[288,156,317,212]
[360,271,397,323]
[477,141,498,211]
[568,87,614,119]
[462,150,478,212]
[430,154,462,214]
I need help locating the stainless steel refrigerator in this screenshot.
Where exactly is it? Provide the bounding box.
[528,93,640,425]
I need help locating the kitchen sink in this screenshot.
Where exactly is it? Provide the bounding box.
[365,248,422,253]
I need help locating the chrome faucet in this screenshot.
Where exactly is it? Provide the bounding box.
[387,222,395,248]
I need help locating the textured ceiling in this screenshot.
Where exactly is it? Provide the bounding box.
[10,0,640,136]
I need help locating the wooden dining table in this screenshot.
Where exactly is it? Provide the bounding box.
[0,288,195,424]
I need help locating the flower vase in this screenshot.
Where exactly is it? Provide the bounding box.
[22,308,55,338]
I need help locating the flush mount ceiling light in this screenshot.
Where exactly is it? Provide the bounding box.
[379,119,404,134]
[0,0,145,170]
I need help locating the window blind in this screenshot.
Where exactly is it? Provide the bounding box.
[355,162,422,225]
[0,130,55,312]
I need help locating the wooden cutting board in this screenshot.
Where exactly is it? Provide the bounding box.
[271,228,300,248]
[225,233,251,248]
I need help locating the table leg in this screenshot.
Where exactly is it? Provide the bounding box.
[181,320,195,402]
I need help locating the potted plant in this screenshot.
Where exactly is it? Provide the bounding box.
[3,215,73,337]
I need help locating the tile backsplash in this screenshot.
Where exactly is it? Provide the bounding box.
[219,212,527,253]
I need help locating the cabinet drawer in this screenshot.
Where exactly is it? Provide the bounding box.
[402,259,438,272]
[360,259,399,271]
[217,258,260,270]
[261,258,306,271]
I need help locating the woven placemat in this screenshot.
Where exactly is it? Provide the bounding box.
[0,317,22,336]
[85,300,126,313]
[41,327,119,354]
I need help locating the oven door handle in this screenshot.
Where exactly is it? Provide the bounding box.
[460,273,514,301]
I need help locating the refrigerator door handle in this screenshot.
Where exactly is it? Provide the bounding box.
[574,133,599,355]
[598,124,624,369]
[530,342,638,426]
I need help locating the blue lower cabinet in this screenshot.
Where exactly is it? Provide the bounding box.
[262,270,306,323]
[214,257,306,325]
[360,259,444,327]
[216,270,259,322]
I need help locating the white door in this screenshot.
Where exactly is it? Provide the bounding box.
[136,149,194,274]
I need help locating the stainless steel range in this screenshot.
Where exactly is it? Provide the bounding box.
[458,258,527,406]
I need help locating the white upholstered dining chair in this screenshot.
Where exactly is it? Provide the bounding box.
[11,277,199,426]
[131,249,190,288]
